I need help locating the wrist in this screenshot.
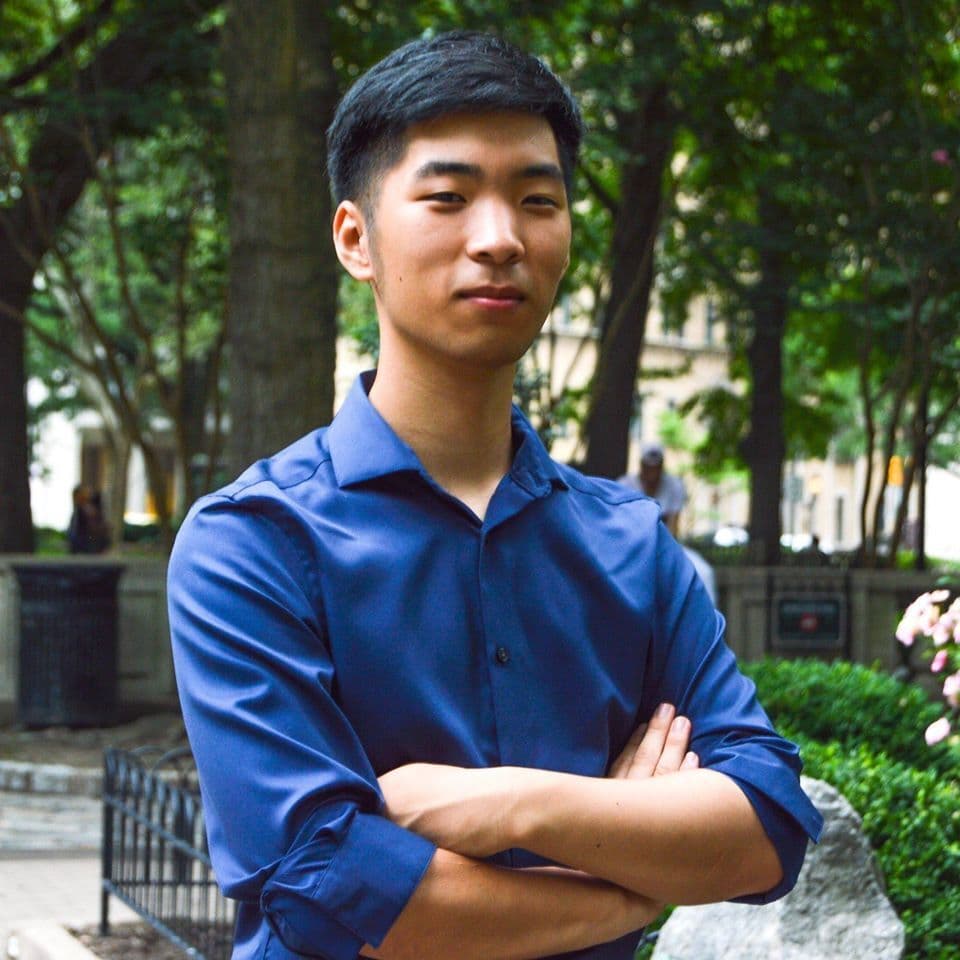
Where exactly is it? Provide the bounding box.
[502,766,565,851]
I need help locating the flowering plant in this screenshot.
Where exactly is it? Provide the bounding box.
[896,589,960,745]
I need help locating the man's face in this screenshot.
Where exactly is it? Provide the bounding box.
[335,111,572,373]
[640,461,663,492]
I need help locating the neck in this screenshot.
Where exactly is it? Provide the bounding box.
[369,352,516,519]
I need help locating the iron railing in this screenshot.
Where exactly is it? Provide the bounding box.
[101,746,235,959]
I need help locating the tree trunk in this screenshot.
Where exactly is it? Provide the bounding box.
[223,0,340,475]
[581,86,676,478]
[0,306,33,552]
[104,429,131,549]
[741,196,789,567]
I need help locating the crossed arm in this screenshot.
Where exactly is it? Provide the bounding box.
[362,704,783,960]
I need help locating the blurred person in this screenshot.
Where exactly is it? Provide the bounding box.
[67,485,110,554]
[618,443,686,537]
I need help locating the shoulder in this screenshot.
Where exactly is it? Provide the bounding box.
[174,428,335,567]
[554,463,663,526]
[219,428,333,502]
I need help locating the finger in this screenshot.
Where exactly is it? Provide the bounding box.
[681,751,700,770]
[653,714,692,775]
[609,722,648,778]
[628,703,676,779]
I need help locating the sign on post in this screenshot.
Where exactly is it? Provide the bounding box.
[776,596,843,649]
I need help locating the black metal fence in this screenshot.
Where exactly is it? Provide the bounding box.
[101,746,235,959]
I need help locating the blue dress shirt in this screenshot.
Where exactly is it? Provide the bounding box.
[168,372,823,960]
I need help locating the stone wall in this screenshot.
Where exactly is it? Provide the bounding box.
[0,557,942,720]
[714,565,936,670]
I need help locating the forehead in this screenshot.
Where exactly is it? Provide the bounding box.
[391,111,561,174]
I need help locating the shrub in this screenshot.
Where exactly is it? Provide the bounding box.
[794,735,960,960]
[638,659,960,959]
[745,658,960,959]
[744,657,960,776]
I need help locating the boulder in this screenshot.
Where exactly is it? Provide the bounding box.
[651,777,904,960]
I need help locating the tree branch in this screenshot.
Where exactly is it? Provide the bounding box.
[2,0,116,92]
[580,163,619,216]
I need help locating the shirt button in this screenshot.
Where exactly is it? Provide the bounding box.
[495,646,510,665]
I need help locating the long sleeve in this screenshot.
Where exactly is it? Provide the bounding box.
[168,494,435,959]
[647,523,823,903]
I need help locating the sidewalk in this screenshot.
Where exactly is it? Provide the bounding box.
[0,792,140,958]
[0,712,185,959]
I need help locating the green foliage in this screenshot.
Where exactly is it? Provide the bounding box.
[745,658,958,774]
[747,658,960,959]
[338,275,379,362]
[678,385,748,481]
[33,526,68,556]
[795,737,960,959]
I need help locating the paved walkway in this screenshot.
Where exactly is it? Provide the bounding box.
[0,791,137,956]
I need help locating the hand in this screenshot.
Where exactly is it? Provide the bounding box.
[608,703,699,780]
[378,762,512,858]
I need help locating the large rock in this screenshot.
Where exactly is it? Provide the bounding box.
[651,777,904,960]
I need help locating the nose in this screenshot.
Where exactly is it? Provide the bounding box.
[464,199,524,265]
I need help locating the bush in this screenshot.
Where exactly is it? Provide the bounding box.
[794,735,960,959]
[745,658,960,959]
[744,657,960,776]
[635,659,960,958]
[33,526,68,555]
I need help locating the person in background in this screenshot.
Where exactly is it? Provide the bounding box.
[618,445,717,604]
[67,485,111,554]
[618,443,687,537]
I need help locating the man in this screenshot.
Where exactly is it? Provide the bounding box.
[617,445,716,603]
[618,443,686,537]
[168,32,821,960]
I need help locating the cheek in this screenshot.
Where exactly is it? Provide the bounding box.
[541,235,571,284]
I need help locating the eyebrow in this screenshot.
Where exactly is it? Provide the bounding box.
[413,160,565,182]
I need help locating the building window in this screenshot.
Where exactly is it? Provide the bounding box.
[705,299,717,345]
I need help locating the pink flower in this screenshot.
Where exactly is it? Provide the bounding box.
[933,620,952,646]
[932,649,949,673]
[896,616,917,646]
[925,717,951,745]
[932,149,951,165]
[943,672,960,707]
[897,590,950,644]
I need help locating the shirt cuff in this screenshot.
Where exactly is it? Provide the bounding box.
[722,769,824,905]
[261,806,436,959]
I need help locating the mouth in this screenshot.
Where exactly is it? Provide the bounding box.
[458,285,526,307]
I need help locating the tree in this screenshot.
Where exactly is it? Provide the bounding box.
[0,0,220,551]
[24,117,228,545]
[222,1,342,474]
[555,5,692,479]
[655,1,957,564]
[820,1,960,567]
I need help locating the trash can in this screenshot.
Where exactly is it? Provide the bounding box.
[14,563,124,728]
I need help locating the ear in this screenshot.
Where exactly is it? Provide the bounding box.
[332,200,374,281]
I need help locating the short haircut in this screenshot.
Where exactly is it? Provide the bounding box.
[327,31,584,210]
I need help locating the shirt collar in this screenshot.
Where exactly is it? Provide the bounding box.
[327,371,568,496]
[327,372,424,487]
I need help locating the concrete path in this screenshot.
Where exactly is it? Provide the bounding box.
[0,791,137,957]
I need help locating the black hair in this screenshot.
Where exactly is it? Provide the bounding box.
[327,31,584,209]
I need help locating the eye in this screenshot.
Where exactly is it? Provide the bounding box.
[523,194,562,209]
[425,191,466,204]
